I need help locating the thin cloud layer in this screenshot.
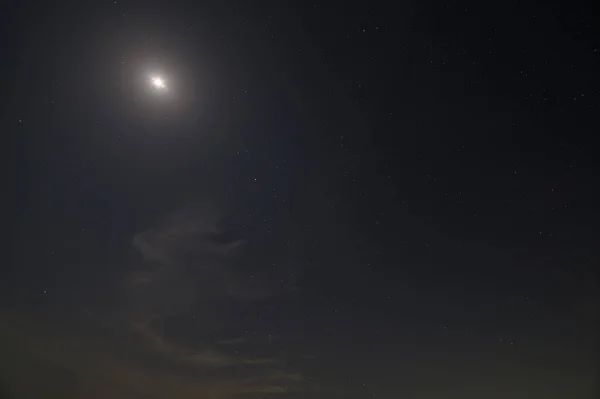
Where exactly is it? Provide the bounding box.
[124,203,303,392]
[0,311,301,399]
[0,202,304,399]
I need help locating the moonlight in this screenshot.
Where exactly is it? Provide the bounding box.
[151,76,166,90]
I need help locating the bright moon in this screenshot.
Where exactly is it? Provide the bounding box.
[151,76,166,89]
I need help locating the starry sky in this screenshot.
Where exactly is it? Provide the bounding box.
[2,1,599,398]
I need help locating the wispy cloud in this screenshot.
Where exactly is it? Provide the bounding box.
[0,311,301,399]
[0,202,304,399]
[218,337,248,345]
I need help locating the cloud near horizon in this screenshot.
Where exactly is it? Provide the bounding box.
[0,202,304,399]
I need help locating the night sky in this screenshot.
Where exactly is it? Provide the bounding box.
[2,1,599,398]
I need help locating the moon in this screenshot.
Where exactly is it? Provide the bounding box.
[151,76,166,90]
